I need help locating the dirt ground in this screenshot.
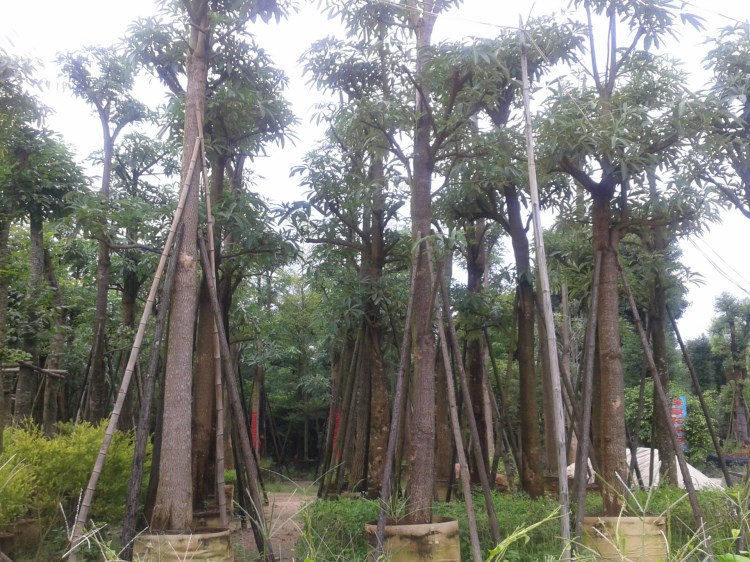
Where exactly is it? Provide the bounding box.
[233,481,315,562]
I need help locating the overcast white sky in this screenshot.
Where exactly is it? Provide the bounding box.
[2,0,750,340]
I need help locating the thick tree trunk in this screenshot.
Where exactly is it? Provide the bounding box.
[403,7,438,525]
[151,3,209,530]
[350,366,370,491]
[592,194,627,515]
[504,184,544,498]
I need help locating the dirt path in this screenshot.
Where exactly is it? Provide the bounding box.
[234,481,315,562]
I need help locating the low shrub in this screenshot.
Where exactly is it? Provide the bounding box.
[0,422,149,529]
[0,454,36,526]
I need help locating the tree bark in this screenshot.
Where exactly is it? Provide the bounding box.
[404,5,438,525]
[592,193,627,515]
[505,184,544,498]
[151,1,209,530]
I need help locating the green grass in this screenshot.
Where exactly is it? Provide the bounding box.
[298,486,750,561]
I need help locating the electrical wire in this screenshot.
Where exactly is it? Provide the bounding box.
[688,237,750,297]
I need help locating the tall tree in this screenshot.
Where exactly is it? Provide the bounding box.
[539,0,702,514]
[60,47,146,422]
[131,0,291,531]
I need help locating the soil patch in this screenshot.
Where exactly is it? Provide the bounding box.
[234,481,315,561]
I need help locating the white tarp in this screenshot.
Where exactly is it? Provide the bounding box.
[566,447,724,490]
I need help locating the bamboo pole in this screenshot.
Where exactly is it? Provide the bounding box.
[67,136,202,560]
[120,224,183,561]
[519,21,571,558]
[573,252,602,542]
[373,240,420,561]
[436,302,483,561]
[617,256,714,559]
[438,275,502,544]
[197,234,274,562]
[668,307,734,486]
[200,138,228,527]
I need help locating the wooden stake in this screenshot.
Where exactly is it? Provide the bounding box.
[573,251,602,543]
[373,239,420,560]
[438,275,501,544]
[519,20,571,558]
[437,303,483,562]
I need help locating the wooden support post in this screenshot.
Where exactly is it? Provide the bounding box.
[436,303,484,562]
[373,241,419,560]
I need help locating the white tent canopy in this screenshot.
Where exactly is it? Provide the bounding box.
[567,447,724,490]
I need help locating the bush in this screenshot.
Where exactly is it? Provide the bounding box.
[0,422,149,529]
[0,454,36,526]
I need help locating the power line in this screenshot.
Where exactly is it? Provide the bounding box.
[688,237,750,297]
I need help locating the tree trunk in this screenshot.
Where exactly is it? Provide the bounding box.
[504,184,544,498]
[465,220,491,483]
[87,129,116,423]
[14,213,45,423]
[403,6,438,525]
[42,248,66,436]
[730,322,750,446]
[151,2,209,530]
[592,193,627,515]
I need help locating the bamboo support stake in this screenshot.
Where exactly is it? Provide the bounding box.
[438,275,501,544]
[373,239,420,561]
[437,304,483,562]
[197,234,274,562]
[573,252,602,543]
[618,257,714,560]
[67,136,202,560]
[519,21,571,558]
[200,137,228,527]
[120,225,183,561]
